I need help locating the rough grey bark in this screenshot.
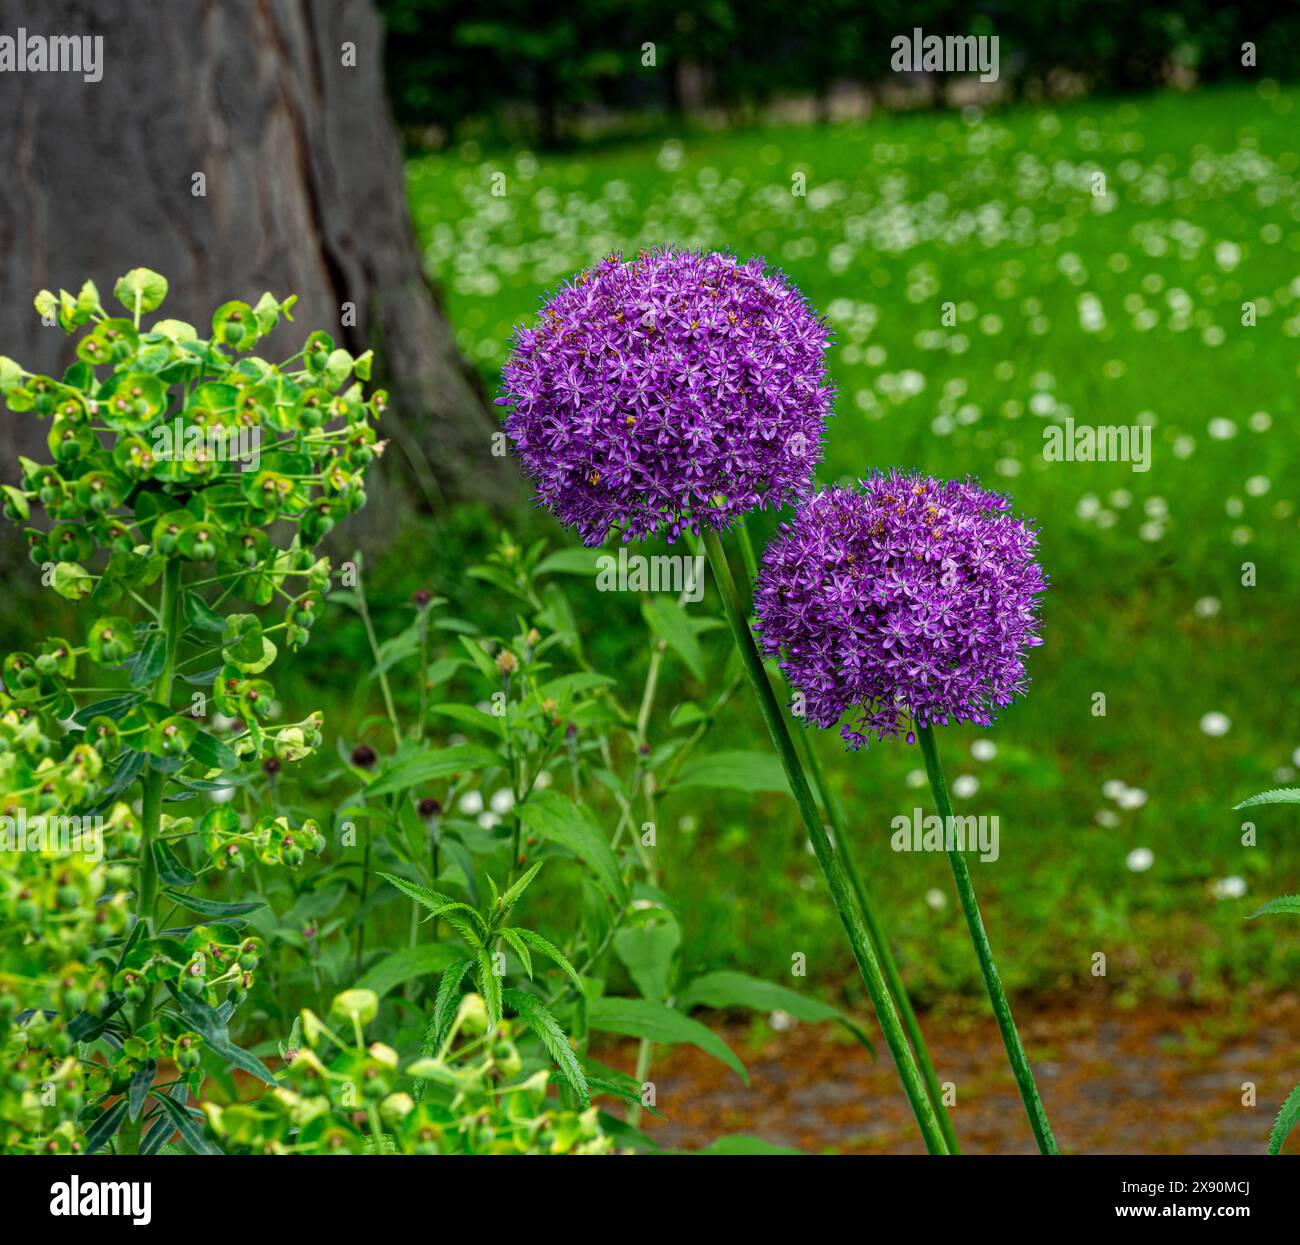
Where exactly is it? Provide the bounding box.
[0,0,515,559]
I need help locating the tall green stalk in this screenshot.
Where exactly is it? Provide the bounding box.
[703,529,948,1154]
[120,556,183,1155]
[733,525,959,1153]
[916,723,1059,1155]
[795,728,959,1153]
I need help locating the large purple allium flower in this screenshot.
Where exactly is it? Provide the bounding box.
[754,472,1047,749]
[497,247,835,545]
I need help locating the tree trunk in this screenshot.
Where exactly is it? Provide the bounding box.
[0,0,516,561]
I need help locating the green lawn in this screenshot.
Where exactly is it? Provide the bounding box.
[396,82,1300,1008]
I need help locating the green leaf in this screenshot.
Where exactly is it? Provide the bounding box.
[457,635,501,680]
[674,750,790,794]
[188,730,240,772]
[500,927,534,977]
[1235,788,1300,809]
[114,267,169,314]
[613,918,681,1002]
[167,989,275,1087]
[588,997,747,1082]
[162,889,266,918]
[535,547,607,576]
[642,596,705,682]
[366,745,503,798]
[152,840,197,888]
[515,927,583,993]
[151,1089,221,1155]
[676,969,874,1052]
[517,789,625,902]
[50,561,93,601]
[503,987,589,1105]
[378,872,456,914]
[182,591,226,633]
[429,702,503,736]
[476,947,503,1029]
[1247,895,1300,919]
[356,944,463,999]
[128,1059,157,1121]
[424,958,475,1055]
[1269,1078,1300,1155]
[699,1135,802,1155]
[497,860,544,915]
[129,633,166,689]
[0,356,23,394]
[586,1072,664,1119]
[83,1098,129,1154]
[669,701,707,728]
[377,873,488,943]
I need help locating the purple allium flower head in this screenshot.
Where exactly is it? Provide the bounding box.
[497,247,835,546]
[753,472,1047,749]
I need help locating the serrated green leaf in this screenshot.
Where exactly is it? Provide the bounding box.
[378,873,487,942]
[586,1073,665,1119]
[1269,1078,1300,1155]
[517,789,625,902]
[1247,895,1300,919]
[500,927,533,978]
[1235,788,1300,809]
[497,860,543,915]
[423,958,475,1057]
[515,927,583,994]
[476,947,503,1029]
[503,987,588,1105]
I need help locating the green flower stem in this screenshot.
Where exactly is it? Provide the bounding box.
[703,528,948,1154]
[133,557,183,933]
[122,556,183,1155]
[916,723,1059,1155]
[733,524,958,1153]
[795,726,960,1154]
[353,552,401,744]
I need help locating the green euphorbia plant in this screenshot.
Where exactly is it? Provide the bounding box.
[0,269,383,1154]
[201,987,612,1155]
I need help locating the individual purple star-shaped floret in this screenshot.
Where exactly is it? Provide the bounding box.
[497,247,835,546]
[753,472,1048,748]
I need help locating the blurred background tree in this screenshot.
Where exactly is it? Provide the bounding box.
[0,0,517,569]
[379,0,1299,145]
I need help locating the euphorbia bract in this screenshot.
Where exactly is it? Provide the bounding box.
[0,269,383,1154]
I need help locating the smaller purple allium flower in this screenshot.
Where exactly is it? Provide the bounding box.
[753,472,1047,749]
[497,247,835,546]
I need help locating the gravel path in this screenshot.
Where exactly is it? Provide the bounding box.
[600,991,1300,1155]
